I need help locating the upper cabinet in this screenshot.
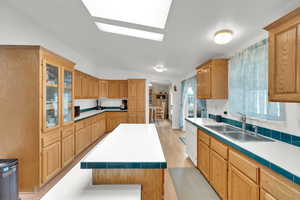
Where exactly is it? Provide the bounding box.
[74,70,98,99]
[265,7,300,102]
[99,79,108,98]
[108,80,128,99]
[196,59,228,99]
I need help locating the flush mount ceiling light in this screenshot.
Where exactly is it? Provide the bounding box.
[153,65,167,72]
[95,22,164,41]
[82,0,173,29]
[214,30,234,45]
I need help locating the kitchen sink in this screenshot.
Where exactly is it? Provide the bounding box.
[205,125,274,143]
[205,125,240,132]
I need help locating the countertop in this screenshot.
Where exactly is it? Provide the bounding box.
[186,117,300,185]
[75,109,128,122]
[81,124,167,169]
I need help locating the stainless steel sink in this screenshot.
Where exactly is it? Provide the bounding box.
[205,125,274,142]
[205,125,240,132]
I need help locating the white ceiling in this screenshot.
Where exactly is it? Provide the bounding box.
[5,0,300,82]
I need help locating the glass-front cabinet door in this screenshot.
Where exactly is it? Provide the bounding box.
[44,61,60,131]
[62,69,73,124]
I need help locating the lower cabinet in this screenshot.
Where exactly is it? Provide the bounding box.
[62,134,75,167]
[228,164,259,200]
[75,127,91,155]
[41,140,61,184]
[261,189,277,200]
[210,150,228,199]
[197,140,210,180]
[106,112,127,132]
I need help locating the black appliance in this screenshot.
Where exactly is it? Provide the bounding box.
[0,159,19,200]
[74,106,80,117]
[96,100,101,110]
[121,99,128,110]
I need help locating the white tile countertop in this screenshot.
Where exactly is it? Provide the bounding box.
[75,109,127,121]
[81,124,167,169]
[186,117,300,184]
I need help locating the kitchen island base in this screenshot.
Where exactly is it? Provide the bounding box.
[92,169,165,200]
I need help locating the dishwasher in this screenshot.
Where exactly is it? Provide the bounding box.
[0,159,19,200]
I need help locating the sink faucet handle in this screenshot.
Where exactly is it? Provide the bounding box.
[237,112,246,121]
[253,126,258,134]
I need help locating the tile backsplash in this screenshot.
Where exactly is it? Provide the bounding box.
[100,99,122,107]
[75,99,97,110]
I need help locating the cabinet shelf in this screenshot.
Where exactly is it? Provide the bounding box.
[46,83,58,88]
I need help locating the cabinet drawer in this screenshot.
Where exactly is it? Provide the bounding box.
[62,125,74,138]
[210,137,228,159]
[261,168,300,200]
[229,150,259,183]
[75,120,86,131]
[42,129,61,147]
[198,129,210,145]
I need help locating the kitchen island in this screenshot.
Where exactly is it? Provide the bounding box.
[81,124,167,200]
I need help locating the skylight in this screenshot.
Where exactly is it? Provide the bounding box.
[82,0,173,29]
[95,23,164,41]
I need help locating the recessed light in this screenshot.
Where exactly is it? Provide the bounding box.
[82,0,173,29]
[153,65,167,72]
[95,22,164,41]
[214,30,234,45]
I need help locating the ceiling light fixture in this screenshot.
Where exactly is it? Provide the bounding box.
[82,0,173,29]
[214,29,234,45]
[153,65,167,72]
[95,22,164,41]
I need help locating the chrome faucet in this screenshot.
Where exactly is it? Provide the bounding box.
[238,113,247,132]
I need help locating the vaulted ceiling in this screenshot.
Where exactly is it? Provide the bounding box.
[5,0,300,82]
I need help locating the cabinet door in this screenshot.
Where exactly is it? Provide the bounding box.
[62,134,74,167]
[74,70,82,98]
[108,80,120,98]
[128,99,137,112]
[43,61,61,131]
[81,74,88,98]
[62,69,74,125]
[197,141,210,180]
[269,25,300,102]
[128,113,137,123]
[75,127,91,155]
[210,150,228,200]
[128,80,137,97]
[100,118,106,136]
[136,112,145,124]
[228,164,259,200]
[119,80,128,99]
[102,80,109,98]
[261,189,277,200]
[91,122,98,142]
[197,65,211,99]
[42,141,61,183]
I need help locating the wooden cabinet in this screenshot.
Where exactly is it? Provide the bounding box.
[228,164,259,200]
[74,70,98,99]
[106,112,128,132]
[265,8,300,102]
[210,150,228,200]
[61,125,75,167]
[108,80,128,99]
[128,79,145,123]
[261,189,277,200]
[41,129,62,184]
[108,80,120,98]
[197,140,210,180]
[119,80,128,98]
[260,168,300,200]
[99,79,109,98]
[196,59,228,99]
[0,46,76,191]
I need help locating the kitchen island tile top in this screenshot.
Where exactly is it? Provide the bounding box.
[81,124,167,169]
[186,118,300,182]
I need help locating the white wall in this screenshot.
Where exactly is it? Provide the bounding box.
[74,99,97,110]
[169,81,181,129]
[100,99,122,107]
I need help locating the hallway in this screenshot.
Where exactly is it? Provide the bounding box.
[156,120,219,200]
